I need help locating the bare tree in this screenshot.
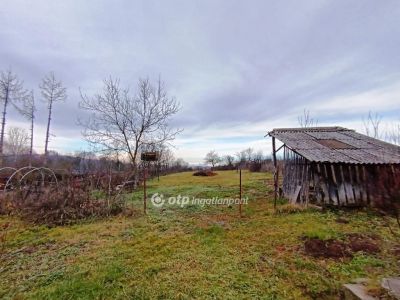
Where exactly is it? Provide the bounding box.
[79,76,180,181]
[385,122,400,145]
[252,150,264,162]
[143,142,178,178]
[298,109,318,128]
[162,148,175,169]
[148,145,176,176]
[0,69,28,163]
[249,150,264,172]
[362,111,382,139]
[75,151,97,173]
[19,90,36,165]
[244,147,254,162]
[224,155,235,167]
[173,158,189,169]
[39,72,67,164]
[204,150,221,169]
[5,127,29,162]
[235,150,247,168]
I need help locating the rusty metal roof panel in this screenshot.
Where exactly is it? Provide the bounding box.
[269,126,400,164]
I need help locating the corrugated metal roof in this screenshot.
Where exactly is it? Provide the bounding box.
[268,127,400,164]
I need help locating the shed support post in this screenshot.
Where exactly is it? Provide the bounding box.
[272,136,278,209]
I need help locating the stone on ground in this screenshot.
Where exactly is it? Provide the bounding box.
[342,283,376,300]
[381,277,400,300]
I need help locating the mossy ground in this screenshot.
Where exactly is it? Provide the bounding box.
[0,170,399,299]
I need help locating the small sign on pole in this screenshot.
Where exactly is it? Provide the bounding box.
[141,152,159,162]
[141,152,159,214]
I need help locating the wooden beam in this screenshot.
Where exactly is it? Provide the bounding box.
[282,146,287,193]
[329,164,339,205]
[354,165,366,203]
[272,136,278,208]
[347,165,356,204]
[339,165,347,205]
[362,165,370,204]
[331,164,338,185]
[275,144,285,153]
[304,162,310,207]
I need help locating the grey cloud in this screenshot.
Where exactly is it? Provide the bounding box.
[0,0,399,158]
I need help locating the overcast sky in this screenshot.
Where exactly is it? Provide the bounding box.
[1,0,399,164]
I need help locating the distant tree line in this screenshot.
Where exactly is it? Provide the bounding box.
[204,148,272,172]
[1,147,190,176]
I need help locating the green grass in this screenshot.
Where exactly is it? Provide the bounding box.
[0,170,399,299]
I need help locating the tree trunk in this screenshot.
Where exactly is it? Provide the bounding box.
[132,161,139,189]
[29,115,34,166]
[0,88,9,166]
[44,100,53,165]
[131,140,140,189]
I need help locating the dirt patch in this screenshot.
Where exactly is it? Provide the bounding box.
[336,217,350,224]
[304,238,351,258]
[347,234,380,254]
[304,233,381,258]
[22,246,38,254]
[346,233,380,241]
[193,171,217,176]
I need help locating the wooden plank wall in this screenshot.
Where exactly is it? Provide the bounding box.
[282,146,310,204]
[281,147,400,206]
[310,163,370,206]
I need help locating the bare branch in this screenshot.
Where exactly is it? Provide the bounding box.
[385,121,400,145]
[4,126,29,162]
[39,72,67,164]
[362,111,382,139]
[204,150,221,169]
[0,69,29,161]
[298,109,318,128]
[78,76,181,180]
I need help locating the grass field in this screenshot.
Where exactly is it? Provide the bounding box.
[0,170,399,299]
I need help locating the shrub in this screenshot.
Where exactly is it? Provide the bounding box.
[0,180,128,226]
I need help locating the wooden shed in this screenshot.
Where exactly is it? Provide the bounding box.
[268,127,400,206]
